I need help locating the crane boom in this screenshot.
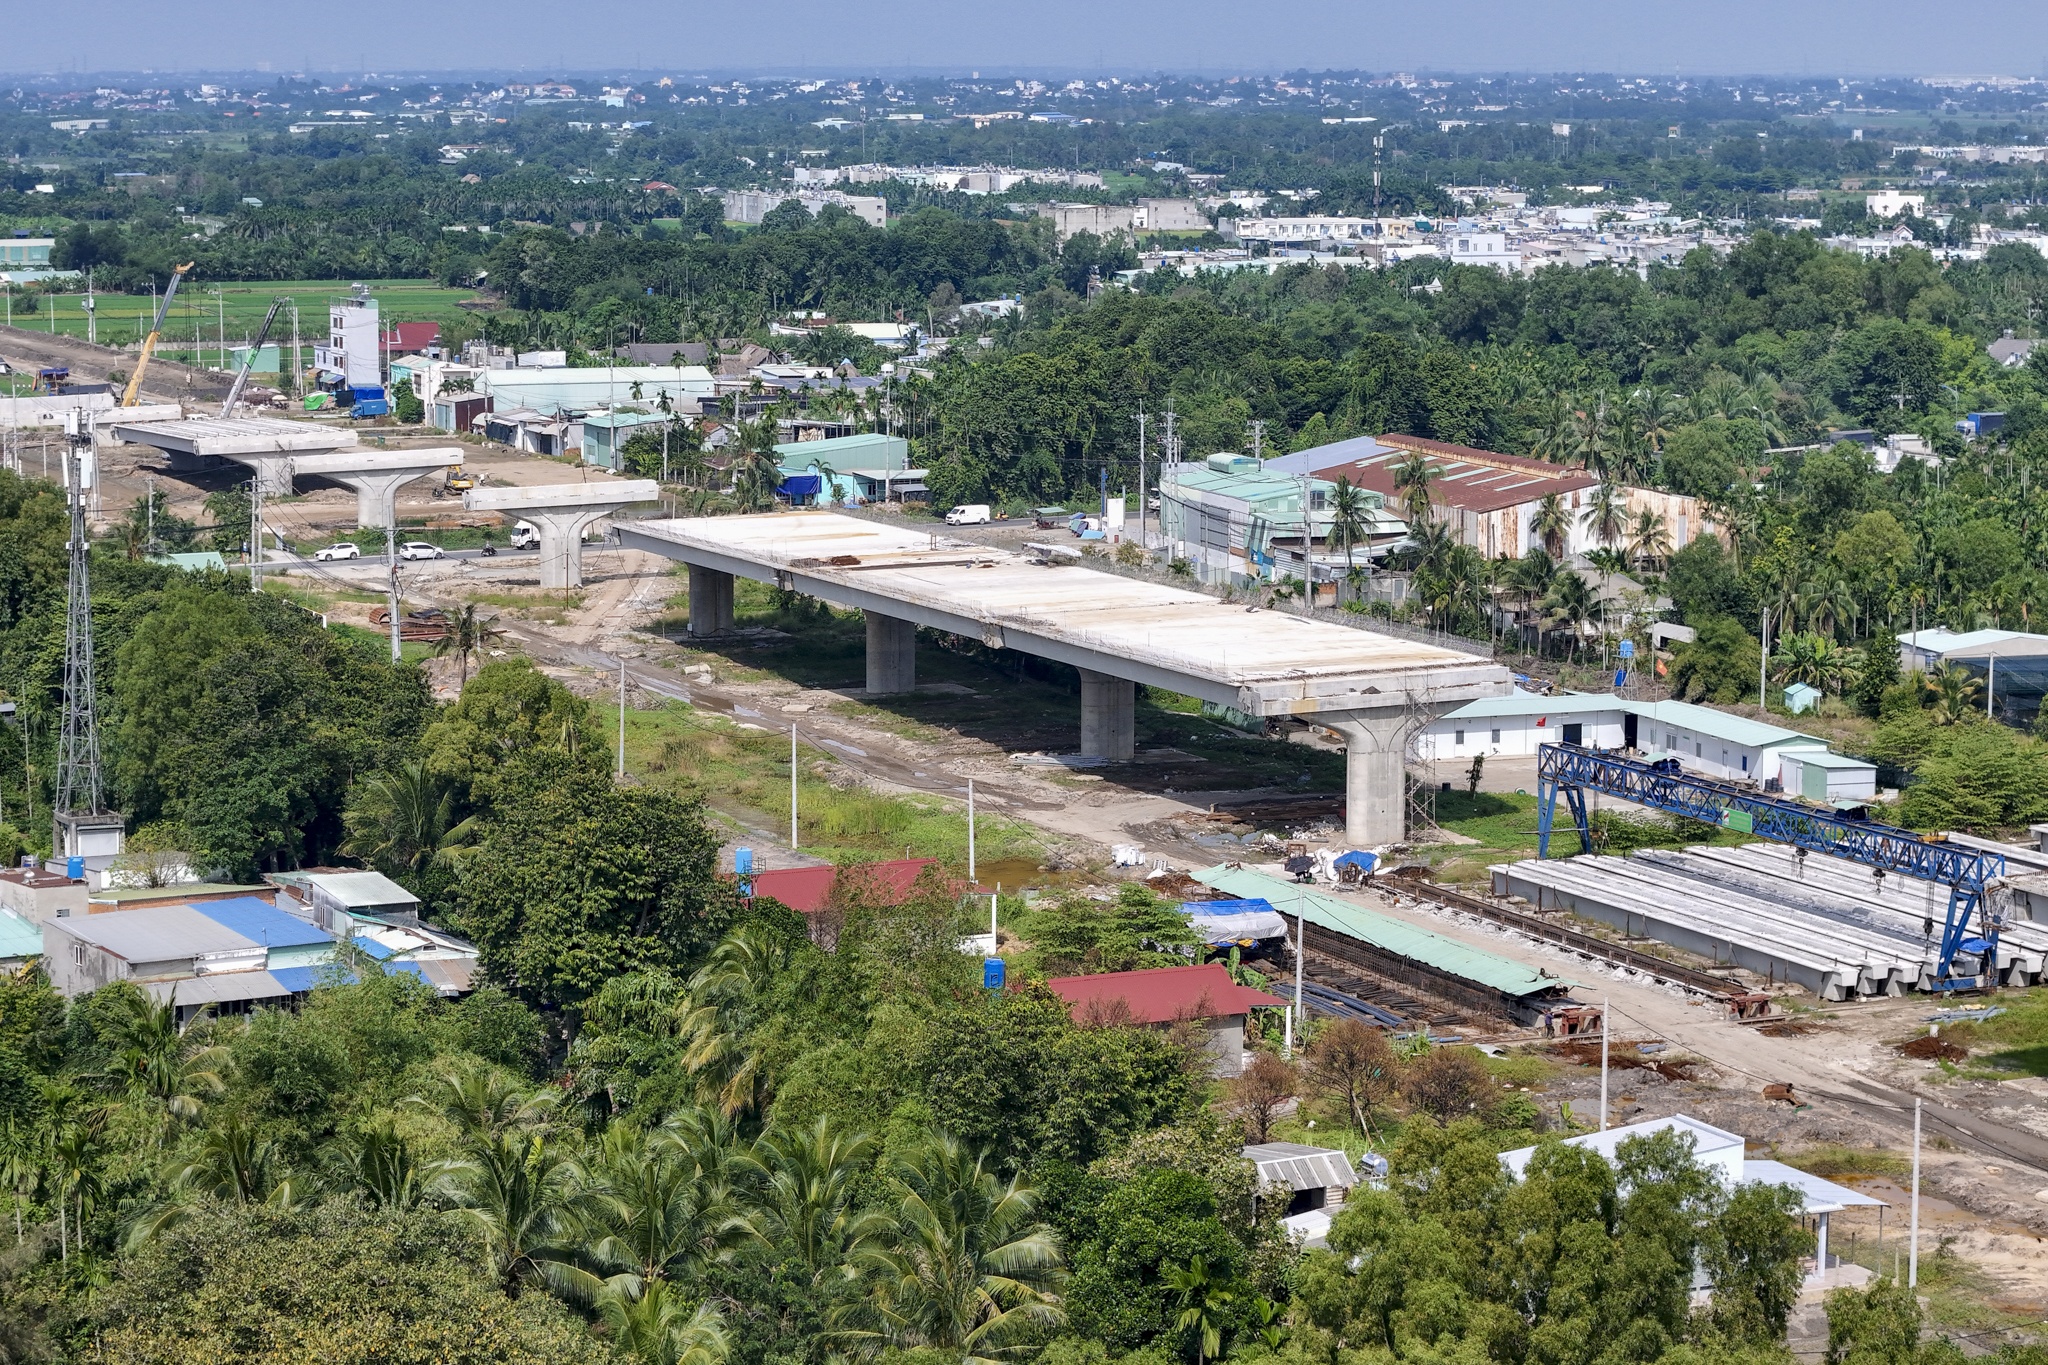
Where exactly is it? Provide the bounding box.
[121,262,194,407]
[220,297,286,417]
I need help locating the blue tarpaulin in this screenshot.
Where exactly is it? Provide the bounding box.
[1182,897,1287,944]
[778,474,823,499]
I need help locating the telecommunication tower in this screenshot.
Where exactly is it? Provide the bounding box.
[52,411,123,862]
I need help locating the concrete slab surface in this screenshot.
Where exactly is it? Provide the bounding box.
[622,511,1511,717]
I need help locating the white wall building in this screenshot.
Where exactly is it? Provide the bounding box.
[721,189,886,229]
[1866,189,1927,218]
[1417,690,1877,794]
[314,284,381,388]
[1449,230,1523,273]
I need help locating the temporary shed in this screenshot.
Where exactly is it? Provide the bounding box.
[1776,748,1879,802]
[1782,682,1821,715]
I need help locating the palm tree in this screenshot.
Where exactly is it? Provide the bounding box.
[1625,508,1671,572]
[1391,449,1436,525]
[834,1135,1065,1365]
[597,1281,730,1365]
[1923,663,1983,725]
[431,604,506,689]
[91,988,229,1134]
[328,1120,442,1211]
[442,1128,588,1296]
[1325,477,1373,596]
[343,761,478,880]
[1166,1255,1237,1365]
[1579,484,1626,550]
[580,1118,746,1294]
[413,1067,560,1141]
[1507,550,1557,652]
[741,1118,890,1285]
[129,1112,310,1248]
[1540,572,1598,662]
[1528,391,1575,463]
[1531,492,1572,559]
[0,1116,37,1244]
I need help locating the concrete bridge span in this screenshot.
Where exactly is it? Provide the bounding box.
[619,511,1512,846]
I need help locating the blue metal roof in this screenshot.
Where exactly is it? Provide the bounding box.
[186,898,333,949]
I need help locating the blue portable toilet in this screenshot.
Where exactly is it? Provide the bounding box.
[734,848,753,875]
[983,957,1006,990]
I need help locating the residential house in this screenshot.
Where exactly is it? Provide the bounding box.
[1989,334,2040,369]
[1244,1141,1379,1248]
[269,869,423,932]
[478,405,578,457]
[382,322,442,357]
[1043,963,1285,1077]
[0,865,88,922]
[582,408,672,472]
[1502,1114,1883,1290]
[745,858,952,948]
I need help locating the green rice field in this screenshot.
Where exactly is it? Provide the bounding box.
[1,279,492,369]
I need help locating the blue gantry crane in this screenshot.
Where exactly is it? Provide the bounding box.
[1535,742,2008,990]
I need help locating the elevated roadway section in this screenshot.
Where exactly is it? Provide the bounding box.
[618,511,1512,845]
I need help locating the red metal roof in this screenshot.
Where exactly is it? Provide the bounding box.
[746,858,945,914]
[1045,962,1286,1026]
[1303,432,1598,516]
[383,322,442,351]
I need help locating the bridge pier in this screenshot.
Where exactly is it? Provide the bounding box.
[1326,709,1418,847]
[1078,668,1135,762]
[464,480,660,591]
[688,565,735,635]
[864,611,917,693]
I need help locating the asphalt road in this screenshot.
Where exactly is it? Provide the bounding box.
[272,544,540,569]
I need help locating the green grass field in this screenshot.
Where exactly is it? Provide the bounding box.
[2,279,490,368]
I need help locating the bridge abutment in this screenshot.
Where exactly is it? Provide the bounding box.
[864,611,917,693]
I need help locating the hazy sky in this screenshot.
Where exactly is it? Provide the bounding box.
[14,0,2048,79]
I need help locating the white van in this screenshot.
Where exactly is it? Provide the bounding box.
[509,520,540,550]
[944,504,993,526]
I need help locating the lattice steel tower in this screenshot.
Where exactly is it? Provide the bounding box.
[52,413,121,861]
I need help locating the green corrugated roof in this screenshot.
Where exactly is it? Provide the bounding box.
[1193,865,1568,1000]
[0,909,41,962]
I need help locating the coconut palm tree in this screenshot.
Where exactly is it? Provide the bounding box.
[1531,492,1572,559]
[580,1116,747,1296]
[1625,509,1671,572]
[442,1128,589,1296]
[1325,477,1373,596]
[597,1281,730,1365]
[343,761,478,881]
[739,1118,890,1285]
[1923,663,1983,725]
[1507,549,1558,652]
[1540,571,1597,662]
[1391,449,1436,525]
[431,604,506,689]
[834,1135,1065,1364]
[413,1066,561,1141]
[328,1120,440,1211]
[1528,391,1575,463]
[1579,484,1626,550]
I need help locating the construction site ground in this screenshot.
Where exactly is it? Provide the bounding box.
[261,536,2048,1325]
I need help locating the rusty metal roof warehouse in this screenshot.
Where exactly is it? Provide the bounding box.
[621,512,1510,717]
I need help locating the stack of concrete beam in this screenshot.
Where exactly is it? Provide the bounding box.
[1489,839,2048,999]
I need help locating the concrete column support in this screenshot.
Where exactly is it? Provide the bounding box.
[329,470,424,528]
[688,565,735,636]
[1324,707,1425,847]
[246,455,295,498]
[864,611,917,694]
[528,510,609,589]
[1078,667,1135,762]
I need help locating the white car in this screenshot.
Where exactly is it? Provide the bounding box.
[313,542,361,562]
[398,541,444,561]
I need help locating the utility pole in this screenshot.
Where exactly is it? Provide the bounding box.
[618,660,627,780]
[966,778,976,883]
[1135,409,1148,551]
[84,268,94,347]
[249,477,263,589]
[1759,606,1770,708]
[1162,402,1178,469]
[384,524,402,663]
[1599,996,1611,1131]
[789,725,799,848]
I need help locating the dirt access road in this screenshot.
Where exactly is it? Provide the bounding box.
[305,547,2048,1268]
